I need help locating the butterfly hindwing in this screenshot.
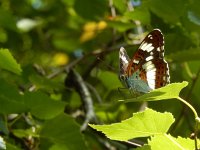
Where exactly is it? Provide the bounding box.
[119,29,170,93]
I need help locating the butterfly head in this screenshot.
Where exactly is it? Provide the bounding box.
[119,47,130,87]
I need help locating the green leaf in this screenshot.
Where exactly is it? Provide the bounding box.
[24,91,66,120]
[168,48,200,62]
[74,0,107,20]
[12,128,38,138]
[0,136,6,150]
[0,79,27,114]
[113,0,126,13]
[29,74,62,92]
[0,9,17,31]
[120,82,188,103]
[40,114,87,150]
[90,108,175,141]
[98,71,122,90]
[149,134,196,150]
[0,48,22,75]
[124,8,150,24]
[148,0,185,23]
[107,21,135,32]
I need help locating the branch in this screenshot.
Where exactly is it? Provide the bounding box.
[65,69,97,131]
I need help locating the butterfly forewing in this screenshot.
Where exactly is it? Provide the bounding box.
[119,29,170,93]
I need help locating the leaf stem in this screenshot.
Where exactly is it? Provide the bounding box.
[177,97,199,119]
[177,96,200,150]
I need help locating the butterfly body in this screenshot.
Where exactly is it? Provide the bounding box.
[119,29,170,93]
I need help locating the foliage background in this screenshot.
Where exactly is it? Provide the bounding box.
[0,0,200,149]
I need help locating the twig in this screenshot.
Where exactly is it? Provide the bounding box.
[85,82,102,103]
[66,69,96,131]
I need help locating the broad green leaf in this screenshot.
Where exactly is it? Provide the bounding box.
[120,82,188,103]
[113,0,126,13]
[0,49,22,75]
[0,79,27,114]
[148,0,185,23]
[29,74,63,92]
[24,91,66,120]
[0,136,6,150]
[107,21,135,32]
[74,0,107,20]
[98,71,121,90]
[124,8,150,24]
[149,134,196,150]
[90,108,175,141]
[0,9,17,31]
[40,114,87,150]
[168,48,200,62]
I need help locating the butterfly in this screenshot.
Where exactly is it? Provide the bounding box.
[119,29,170,94]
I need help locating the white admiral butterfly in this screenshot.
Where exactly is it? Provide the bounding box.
[119,29,170,93]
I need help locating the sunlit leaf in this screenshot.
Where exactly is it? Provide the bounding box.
[149,135,196,150]
[90,108,175,141]
[120,82,188,103]
[0,49,22,75]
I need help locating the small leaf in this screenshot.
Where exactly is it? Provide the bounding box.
[90,108,175,141]
[12,129,38,138]
[149,134,196,150]
[120,82,188,103]
[40,114,87,150]
[0,48,22,75]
